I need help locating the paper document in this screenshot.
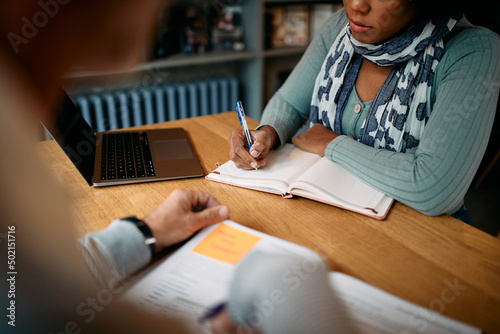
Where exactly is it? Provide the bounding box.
[121,221,321,334]
[329,273,480,334]
[122,221,480,334]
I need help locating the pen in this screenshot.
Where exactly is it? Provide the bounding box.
[198,302,226,323]
[236,101,253,151]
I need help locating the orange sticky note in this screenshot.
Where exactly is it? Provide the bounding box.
[192,223,261,265]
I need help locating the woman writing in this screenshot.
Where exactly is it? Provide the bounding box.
[228,0,500,223]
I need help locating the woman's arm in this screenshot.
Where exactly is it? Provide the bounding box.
[228,10,348,170]
[258,10,349,146]
[326,27,500,216]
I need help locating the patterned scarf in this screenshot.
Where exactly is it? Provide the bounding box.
[309,15,459,153]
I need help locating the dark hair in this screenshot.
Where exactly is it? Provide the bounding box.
[409,0,466,20]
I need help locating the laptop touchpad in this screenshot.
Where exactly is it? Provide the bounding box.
[152,140,194,161]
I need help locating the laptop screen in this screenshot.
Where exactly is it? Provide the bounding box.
[44,91,96,186]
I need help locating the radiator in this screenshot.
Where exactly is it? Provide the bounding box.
[73,77,238,132]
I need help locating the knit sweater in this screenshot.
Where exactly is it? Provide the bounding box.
[260,9,500,216]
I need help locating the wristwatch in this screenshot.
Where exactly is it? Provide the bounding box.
[122,216,156,255]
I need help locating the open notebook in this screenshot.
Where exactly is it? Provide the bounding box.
[207,144,393,219]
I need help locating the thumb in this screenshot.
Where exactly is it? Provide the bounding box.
[249,141,266,158]
[249,146,260,158]
[192,205,230,228]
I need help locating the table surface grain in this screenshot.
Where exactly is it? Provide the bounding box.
[36,112,500,333]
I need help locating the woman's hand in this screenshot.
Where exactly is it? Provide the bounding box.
[143,189,229,253]
[292,123,339,156]
[228,126,278,169]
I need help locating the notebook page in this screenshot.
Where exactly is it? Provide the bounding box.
[209,144,320,194]
[291,157,386,210]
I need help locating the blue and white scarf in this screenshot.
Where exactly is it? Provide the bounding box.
[309,15,459,153]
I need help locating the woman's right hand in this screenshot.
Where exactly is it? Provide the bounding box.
[228,125,278,169]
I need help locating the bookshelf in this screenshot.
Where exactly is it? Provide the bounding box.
[63,0,342,121]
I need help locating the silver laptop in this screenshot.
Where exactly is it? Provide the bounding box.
[44,91,204,187]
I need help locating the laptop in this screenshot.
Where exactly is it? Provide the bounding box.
[44,91,204,187]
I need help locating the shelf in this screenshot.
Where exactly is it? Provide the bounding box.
[66,51,258,79]
[144,51,259,69]
[264,46,307,58]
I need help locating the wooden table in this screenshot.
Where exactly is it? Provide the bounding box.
[37,112,500,333]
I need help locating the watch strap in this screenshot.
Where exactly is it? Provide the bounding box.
[122,216,156,255]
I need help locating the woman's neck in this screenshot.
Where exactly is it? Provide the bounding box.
[355,59,393,102]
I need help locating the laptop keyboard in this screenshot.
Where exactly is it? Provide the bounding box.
[100,132,155,180]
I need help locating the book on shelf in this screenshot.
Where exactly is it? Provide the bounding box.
[265,5,310,48]
[151,2,245,60]
[282,5,309,46]
[206,144,393,219]
[265,3,344,50]
[209,5,245,52]
[180,6,209,55]
[122,221,481,334]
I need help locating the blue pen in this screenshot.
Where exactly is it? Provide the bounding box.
[198,302,226,323]
[236,101,253,151]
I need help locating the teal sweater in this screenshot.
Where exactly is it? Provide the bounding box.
[260,9,500,216]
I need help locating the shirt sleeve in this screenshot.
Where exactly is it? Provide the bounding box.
[325,27,500,216]
[227,252,357,333]
[78,220,152,286]
[258,10,349,146]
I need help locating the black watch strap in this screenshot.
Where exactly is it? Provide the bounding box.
[122,216,156,255]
